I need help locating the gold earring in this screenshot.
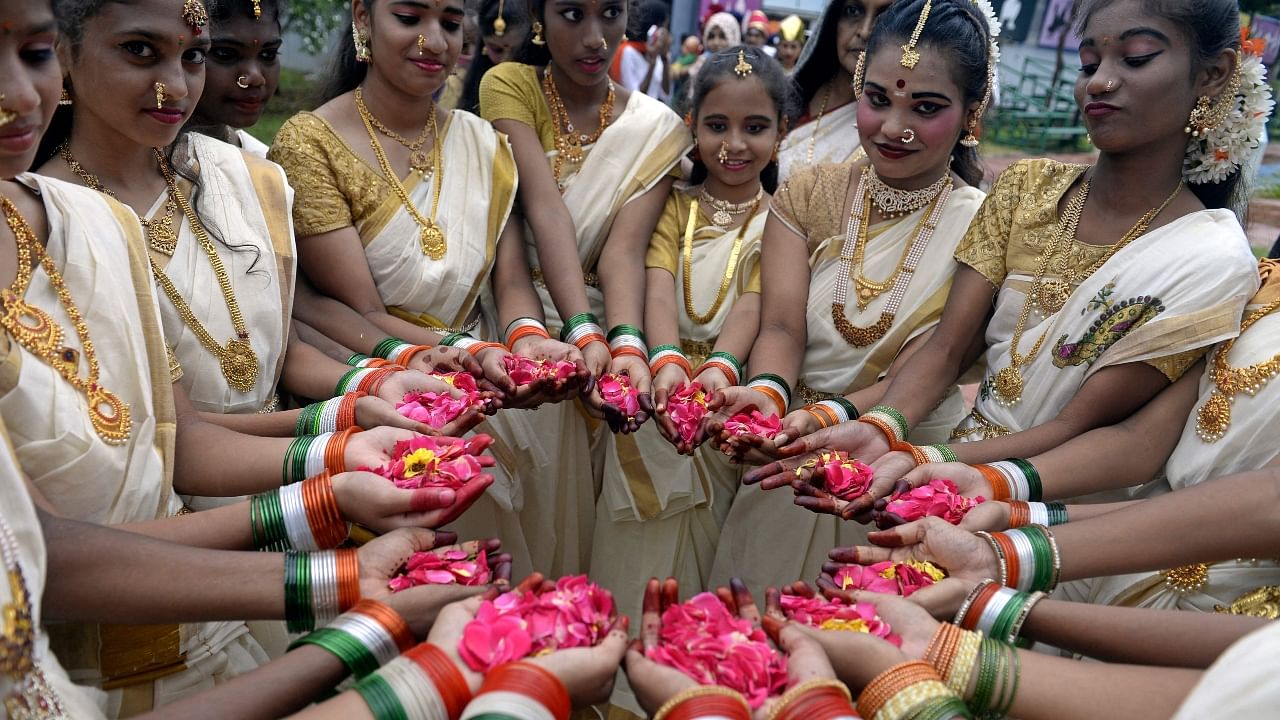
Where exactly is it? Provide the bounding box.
[717,141,728,164]
[531,20,545,46]
[0,96,15,128]
[59,88,73,106]
[417,34,426,56]
[851,50,866,99]
[1186,65,1243,137]
[155,82,166,110]
[494,0,507,36]
[959,122,980,148]
[352,22,371,62]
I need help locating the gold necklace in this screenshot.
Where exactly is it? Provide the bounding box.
[59,143,179,256]
[151,150,260,392]
[0,194,132,445]
[1196,286,1280,442]
[356,91,435,174]
[698,186,762,227]
[831,166,952,347]
[355,87,447,260]
[542,66,615,189]
[683,194,761,325]
[992,178,1184,405]
[0,509,69,719]
[865,169,950,219]
[804,85,833,166]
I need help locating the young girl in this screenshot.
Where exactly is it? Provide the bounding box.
[479,0,690,574]
[591,45,795,629]
[708,0,993,591]
[457,0,529,114]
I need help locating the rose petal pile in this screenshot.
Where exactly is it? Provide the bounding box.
[780,594,901,646]
[646,592,788,709]
[600,373,641,419]
[363,434,491,490]
[722,410,782,440]
[831,560,946,598]
[503,355,578,387]
[395,372,489,429]
[667,382,709,445]
[816,451,875,500]
[459,575,616,672]
[883,478,985,525]
[388,549,491,592]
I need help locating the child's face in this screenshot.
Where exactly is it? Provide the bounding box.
[695,74,779,191]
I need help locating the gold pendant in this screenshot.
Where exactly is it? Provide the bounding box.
[711,209,732,227]
[88,384,132,445]
[1163,563,1209,594]
[1215,585,1280,618]
[144,215,178,257]
[993,365,1024,404]
[1032,279,1070,315]
[900,45,921,69]
[831,304,892,348]
[410,150,432,174]
[1195,390,1231,442]
[220,337,260,393]
[420,222,446,260]
[1,293,63,354]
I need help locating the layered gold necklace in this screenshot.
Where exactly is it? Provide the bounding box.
[698,186,762,228]
[991,177,1184,405]
[1196,278,1280,442]
[58,143,179,256]
[0,194,132,444]
[542,66,615,189]
[830,166,952,347]
[683,190,761,325]
[60,145,260,393]
[354,87,447,260]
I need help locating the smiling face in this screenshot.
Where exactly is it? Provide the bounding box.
[856,41,971,188]
[0,0,59,177]
[543,0,625,87]
[695,75,780,192]
[64,0,211,150]
[196,9,282,129]
[355,0,465,97]
[1073,0,1203,154]
[835,0,895,75]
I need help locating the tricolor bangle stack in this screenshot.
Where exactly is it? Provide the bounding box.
[459,661,571,720]
[953,580,1045,648]
[282,428,360,485]
[295,392,364,436]
[292,599,415,679]
[505,317,551,348]
[335,366,403,396]
[372,337,434,366]
[914,443,958,465]
[857,660,971,720]
[441,332,505,358]
[699,350,743,386]
[1007,501,1068,528]
[859,405,909,445]
[649,344,692,378]
[346,353,393,368]
[356,642,474,720]
[746,373,791,415]
[284,548,359,633]
[975,525,1062,593]
[653,687,751,720]
[923,623,1021,718]
[802,397,859,429]
[769,679,856,720]
[251,472,349,551]
[607,323,648,360]
[561,313,607,352]
[975,459,1042,501]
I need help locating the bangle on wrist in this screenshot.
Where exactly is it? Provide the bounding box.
[284,548,359,633]
[746,373,791,415]
[608,324,648,360]
[391,345,432,367]
[506,317,551,348]
[857,660,949,720]
[404,643,473,720]
[704,350,743,382]
[292,599,413,679]
[654,686,750,720]
[699,357,740,386]
[346,353,392,368]
[464,341,506,358]
[372,337,411,360]
[460,661,571,720]
[982,526,1060,593]
[253,471,348,550]
[324,426,361,475]
[770,679,854,720]
[859,405,909,445]
[649,344,692,377]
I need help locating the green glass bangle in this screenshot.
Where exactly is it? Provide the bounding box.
[706,350,744,375]
[371,337,404,360]
[995,641,1021,717]
[440,332,474,348]
[607,323,646,342]
[1046,502,1068,525]
[647,343,683,360]
[356,674,410,720]
[558,312,599,341]
[930,443,958,462]
[910,695,973,720]
[295,402,320,436]
[867,405,909,439]
[284,552,303,633]
[830,396,860,420]
[970,636,1000,714]
[334,369,361,399]
[293,628,380,679]
[252,490,287,551]
[989,595,1023,644]
[1023,526,1054,593]
[1010,457,1042,501]
[750,372,792,395]
[346,352,371,367]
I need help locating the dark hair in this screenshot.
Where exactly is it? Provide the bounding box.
[42,0,262,272]
[864,0,989,187]
[513,0,635,66]
[1075,0,1244,214]
[791,0,846,109]
[687,46,798,193]
[320,2,371,102]
[627,0,667,42]
[459,0,529,113]
[210,0,286,24]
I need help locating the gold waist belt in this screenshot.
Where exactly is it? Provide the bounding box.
[951,406,1011,441]
[795,379,842,405]
[530,266,600,289]
[47,622,186,690]
[680,339,714,368]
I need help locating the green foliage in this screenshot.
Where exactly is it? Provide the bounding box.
[284,0,349,55]
[246,68,318,144]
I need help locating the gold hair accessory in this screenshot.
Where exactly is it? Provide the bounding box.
[236,75,250,89]
[1186,65,1242,137]
[59,88,73,106]
[717,140,729,164]
[531,20,545,45]
[352,22,371,62]
[417,34,426,56]
[251,0,262,19]
[182,0,209,31]
[900,0,931,69]
[494,0,507,36]
[154,82,166,110]
[0,95,14,128]
[734,48,753,77]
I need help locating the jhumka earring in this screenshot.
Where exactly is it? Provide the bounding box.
[154,82,166,110]
[417,34,427,56]
[352,22,371,62]
[59,88,73,106]
[531,21,545,46]
[0,96,15,128]
[960,59,995,148]
[900,0,931,69]
[493,0,507,36]
[717,141,729,164]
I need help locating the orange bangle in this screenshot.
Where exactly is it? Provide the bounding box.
[466,341,506,357]
[859,415,899,445]
[752,386,787,415]
[610,345,647,360]
[301,472,347,548]
[857,660,942,719]
[507,326,550,348]
[1007,500,1030,528]
[481,662,571,720]
[959,583,1001,630]
[349,599,415,653]
[803,407,830,429]
[325,426,361,475]
[924,623,964,679]
[407,643,473,719]
[992,532,1020,589]
[698,359,739,385]
[335,547,360,611]
[574,332,607,351]
[356,367,400,395]
[650,354,692,378]
[336,391,363,431]
[976,464,1012,500]
[392,345,432,367]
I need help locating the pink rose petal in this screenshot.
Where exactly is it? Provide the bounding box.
[780,594,901,645]
[600,373,641,418]
[723,410,782,440]
[667,382,710,445]
[884,478,985,525]
[361,434,491,490]
[503,355,578,386]
[831,560,947,598]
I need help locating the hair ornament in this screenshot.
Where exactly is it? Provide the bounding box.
[494,0,507,36]
[961,0,1002,146]
[182,0,209,33]
[900,0,931,69]
[251,0,261,19]
[1183,33,1275,186]
[734,48,753,78]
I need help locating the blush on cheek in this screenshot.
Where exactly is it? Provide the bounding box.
[855,99,881,139]
[913,108,964,149]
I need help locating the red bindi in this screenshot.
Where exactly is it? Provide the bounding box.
[896,79,906,89]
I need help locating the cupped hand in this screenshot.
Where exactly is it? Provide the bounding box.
[509,335,590,403]
[353,394,432,434]
[792,451,919,523]
[403,346,483,378]
[423,596,487,691]
[828,517,1000,584]
[606,356,654,434]
[810,584,940,660]
[374,539,512,639]
[343,426,420,471]
[473,346,519,399]
[527,617,630,707]
[332,469,493,532]
[580,340,613,379]
[651,364,692,448]
[625,577,699,716]
[900,462,993,499]
[357,527,457,600]
[754,620,841,720]
[375,369,467,405]
[775,620,906,693]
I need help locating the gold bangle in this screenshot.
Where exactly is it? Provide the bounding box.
[654,685,750,720]
[766,679,853,720]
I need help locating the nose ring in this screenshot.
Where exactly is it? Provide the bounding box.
[901,128,915,144]
[236,75,250,89]
[155,82,166,110]
[1104,79,1115,92]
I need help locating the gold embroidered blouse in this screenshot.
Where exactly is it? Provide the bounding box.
[770,161,857,258]
[645,188,763,293]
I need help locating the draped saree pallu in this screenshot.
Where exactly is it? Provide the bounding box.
[1,175,266,717]
[708,162,985,592]
[776,100,861,185]
[592,188,765,624]
[480,62,692,576]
